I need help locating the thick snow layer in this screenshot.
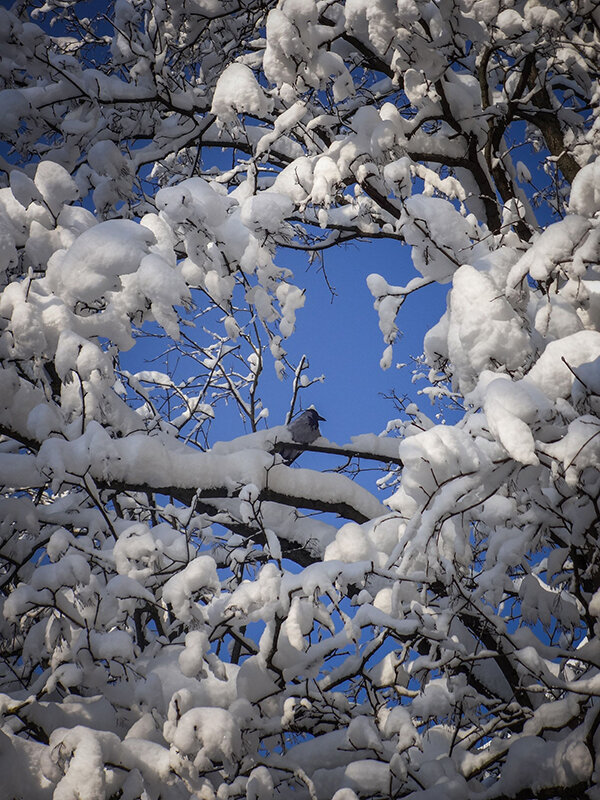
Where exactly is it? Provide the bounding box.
[525,330,600,399]
[545,415,600,487]
[241,192,294,234]
[345,433,402,460]
[256,101,307,154]
[246,766,275,800]
[33,160,79,215]
[478,735,592,798]
[467,372,551,464]
[568,159,600,216]
[312,759,390,798]
[155,177,230,229]
[61,430,384,520]
[211,62,272,128]
[513,215,592,283]
[446,264,532,392]
[166,706,241,763]
[325,521,378,564]
[162,556,219,622]
[311,155,343,206]
[45,219,155,305]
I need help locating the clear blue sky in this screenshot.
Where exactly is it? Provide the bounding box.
[262,237,450,440]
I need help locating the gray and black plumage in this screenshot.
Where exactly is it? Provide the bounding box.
[279,408,326,464]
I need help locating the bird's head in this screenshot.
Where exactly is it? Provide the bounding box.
[306,407,326,425]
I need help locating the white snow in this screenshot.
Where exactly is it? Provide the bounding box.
[211,62,272,129]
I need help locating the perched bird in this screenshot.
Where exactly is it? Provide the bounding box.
[279,408,326,464]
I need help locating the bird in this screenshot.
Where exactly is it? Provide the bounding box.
[279,408,325,464]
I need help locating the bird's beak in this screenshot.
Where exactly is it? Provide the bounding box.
[317,413,326,421]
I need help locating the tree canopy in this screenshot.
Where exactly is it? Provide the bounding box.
[1,1,599,798]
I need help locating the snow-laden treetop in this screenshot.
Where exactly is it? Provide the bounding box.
[1,1,599,799]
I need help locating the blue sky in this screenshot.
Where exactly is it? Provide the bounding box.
[256,236,450,439]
